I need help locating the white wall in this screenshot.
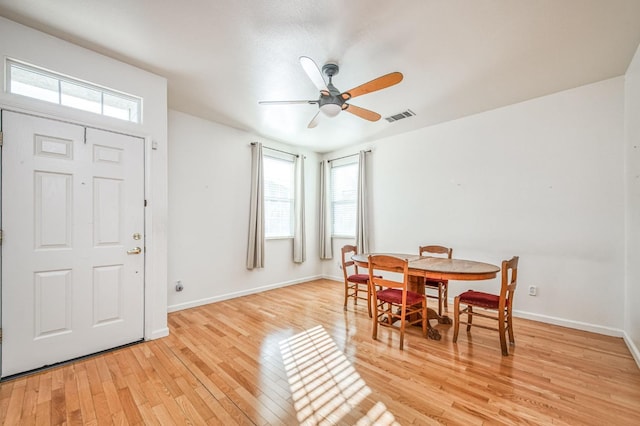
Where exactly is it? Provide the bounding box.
[167,110,322,311]
[0,17,169,340]
[625,43,640,362]
[324,77,626,335]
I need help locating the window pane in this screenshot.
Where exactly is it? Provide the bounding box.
[104,92,140,122]
[265,199,292,237]
[61,81,102,114]
[333,200,356,236]
[264,155,294,238]
[9,65,59,103]
[331,162,358,236]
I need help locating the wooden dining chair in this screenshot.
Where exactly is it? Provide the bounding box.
[368,254,427,350]
[341,244,374,317]
[453,256,519,356]
[418,245,453,316]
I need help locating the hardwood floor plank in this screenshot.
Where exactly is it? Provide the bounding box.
[3,379,25,425]
[19,373,39,420]
[0,378,15,418]
[135,402,158,425]
[1,279,639,425]
[117,386,144,424]
[34,400,51,426]
[75,365,97,424]
[50,386,66,425]
[172,376,217,421]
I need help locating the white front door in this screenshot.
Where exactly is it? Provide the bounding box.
[1,110,145,377]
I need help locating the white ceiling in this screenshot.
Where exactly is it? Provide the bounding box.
[1,0,640,153]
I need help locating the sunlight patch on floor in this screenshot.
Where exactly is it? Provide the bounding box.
[280,325,398,425]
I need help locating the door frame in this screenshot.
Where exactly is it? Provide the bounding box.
[0,105,156,374]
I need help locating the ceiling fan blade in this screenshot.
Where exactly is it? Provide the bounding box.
[300,56,329,93]
[343,104,381,122]
[258,100,317,105]
[340,72,403,100]
[307,111,321,128]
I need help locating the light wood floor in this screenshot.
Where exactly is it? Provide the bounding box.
[1,279,639,425]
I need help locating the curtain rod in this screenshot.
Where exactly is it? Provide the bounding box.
[250,142,300,158]
[328,149,371,163]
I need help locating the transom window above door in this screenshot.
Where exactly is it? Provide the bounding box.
[5,59,142,124]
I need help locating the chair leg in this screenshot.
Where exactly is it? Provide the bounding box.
[498,310,508,356]
[343,281,349,311]
[466,306,474,332]
[354,284,359,306]
[399,305,406,350]
[372,298,379,341]
[443,283,448,311]
[507,306,515,345]
[453,296,460,343]
[366,283,373,318]
[437,283,443,316]
[421,300,428,338]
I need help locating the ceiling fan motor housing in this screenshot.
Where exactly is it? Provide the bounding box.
[322,62,339,78]
[319,62,345,116]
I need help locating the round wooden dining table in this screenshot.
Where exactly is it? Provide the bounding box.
[352,253,500,340]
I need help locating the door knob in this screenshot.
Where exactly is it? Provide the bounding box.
[127,247,142,255]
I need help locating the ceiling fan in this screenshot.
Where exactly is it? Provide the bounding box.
[258,56,403,128]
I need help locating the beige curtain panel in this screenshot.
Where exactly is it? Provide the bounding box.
[355,150,370,254]
[293,154,306,263]
[318,160,333,259]
[247,142,265,269]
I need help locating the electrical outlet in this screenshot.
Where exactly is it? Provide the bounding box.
[528,285,537,296]
[175,280,184,292]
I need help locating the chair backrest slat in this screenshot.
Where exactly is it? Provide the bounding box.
[341,244,359,279]
[419,245,453,259]
[501,256,519,303]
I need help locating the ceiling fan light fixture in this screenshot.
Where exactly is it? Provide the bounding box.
[320,103,342,117]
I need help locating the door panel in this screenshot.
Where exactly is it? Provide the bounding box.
[1,110,145,377]
[34,269,73,338]
[35,171,74,248]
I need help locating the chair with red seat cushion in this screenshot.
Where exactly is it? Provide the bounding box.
[418,245,453,316]
[453,256,519,356]
[368,254,427,350]
[341,244,374,316]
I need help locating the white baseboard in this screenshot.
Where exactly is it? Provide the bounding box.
[623,331,640,368]
[167,274,323,313]
[512,309,624,337]
[146,327,169,340]
[323,274,343,282]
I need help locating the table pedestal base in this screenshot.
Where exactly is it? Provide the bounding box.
[409,276,452,340]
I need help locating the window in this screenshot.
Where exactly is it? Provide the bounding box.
[264,154,295,238]
[6,59,142,123]
[331,158,358,237]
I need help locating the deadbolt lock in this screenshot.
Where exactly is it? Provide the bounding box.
[133,233,142,240]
